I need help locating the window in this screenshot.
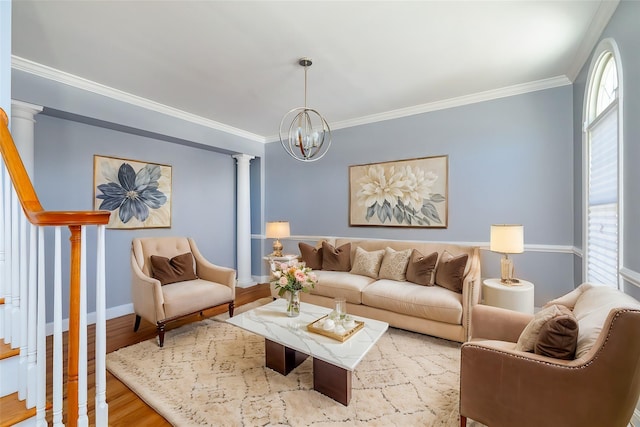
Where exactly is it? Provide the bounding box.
[583,40,622,288]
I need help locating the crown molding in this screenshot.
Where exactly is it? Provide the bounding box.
[11,55,266,143]
[565,0,620,81]
[265,75,571,142]
[13,55,572,146]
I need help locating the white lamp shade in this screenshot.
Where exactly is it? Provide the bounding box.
[266,221,290,239]
[490,224,524,254]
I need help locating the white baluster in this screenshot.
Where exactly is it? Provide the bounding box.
[95,224,108,426]
[35,226,46,427]
[26,221,37,408]
[52,227,63,427]
[77,225,88,427]
[0,163,5,340]
[18,213,28,401]
[3,170,12,342]
[10,188,19,345]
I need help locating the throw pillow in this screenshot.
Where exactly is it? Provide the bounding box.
[299,242,323,270]
[350,247,385,279]
[515,304,568,352]
[150,252,198,286]
[405,249,438,286]
[534,309,579,360]
[434,251,468,293]
[378,247,412,281]
[322,241,351,272]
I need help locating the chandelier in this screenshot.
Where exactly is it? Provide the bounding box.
[279,58,332,162]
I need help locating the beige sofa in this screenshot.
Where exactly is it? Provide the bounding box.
[271,238,481,342]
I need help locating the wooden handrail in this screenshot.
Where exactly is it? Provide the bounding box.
[1,107,110,426]
[0,109,110,227]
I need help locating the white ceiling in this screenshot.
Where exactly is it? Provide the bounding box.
[11,1,617,142]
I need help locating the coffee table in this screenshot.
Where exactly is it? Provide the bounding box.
[226,298,388,405]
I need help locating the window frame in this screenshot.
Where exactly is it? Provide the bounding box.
[582,38,624,289]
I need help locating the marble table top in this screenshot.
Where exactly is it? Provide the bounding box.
[226,298,389,371]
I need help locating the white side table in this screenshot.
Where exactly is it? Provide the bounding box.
[482,278,535,314]
[264,254,299,275]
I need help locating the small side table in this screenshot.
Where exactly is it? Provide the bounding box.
[264,254,299,275]
[482,278,535,314]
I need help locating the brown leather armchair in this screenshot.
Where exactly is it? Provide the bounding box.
[459,285,640,427]
[131,237,236,347]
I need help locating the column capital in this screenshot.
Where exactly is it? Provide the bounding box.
[11,100,43,122]
[232,153,255,163]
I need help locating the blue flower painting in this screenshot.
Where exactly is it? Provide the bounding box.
[94,156,172,229]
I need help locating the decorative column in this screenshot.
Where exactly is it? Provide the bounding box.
[11,100,43,179]
[232,154,255,288]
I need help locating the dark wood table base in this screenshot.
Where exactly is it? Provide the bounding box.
[264,339,352,406]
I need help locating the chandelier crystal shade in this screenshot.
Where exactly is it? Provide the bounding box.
[279,58,332,162]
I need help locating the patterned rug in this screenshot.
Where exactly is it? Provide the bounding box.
[107,303,470,426]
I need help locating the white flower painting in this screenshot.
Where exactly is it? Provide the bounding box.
[349,156,448,228]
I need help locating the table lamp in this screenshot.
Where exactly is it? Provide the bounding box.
[490,224,524,285]
[266,221,290,257]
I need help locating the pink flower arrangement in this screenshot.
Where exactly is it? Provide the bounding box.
[271,260,317,297]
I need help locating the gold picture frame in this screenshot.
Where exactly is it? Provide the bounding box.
[93,155,172,229]
[349,155,448,228]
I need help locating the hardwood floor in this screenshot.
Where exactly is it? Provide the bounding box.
[46,283,271,426]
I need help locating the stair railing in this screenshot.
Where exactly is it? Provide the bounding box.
[0,108,110,426]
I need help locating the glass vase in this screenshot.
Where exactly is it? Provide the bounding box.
[287,290,300,317]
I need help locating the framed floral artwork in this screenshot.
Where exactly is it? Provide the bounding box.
[349,155,448,228]
[93,155,172,229]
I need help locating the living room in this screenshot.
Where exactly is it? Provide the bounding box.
[1,0,640,425]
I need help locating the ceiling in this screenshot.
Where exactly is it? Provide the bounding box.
[11,1,617,142]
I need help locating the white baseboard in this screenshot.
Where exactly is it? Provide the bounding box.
[45,303,134,336]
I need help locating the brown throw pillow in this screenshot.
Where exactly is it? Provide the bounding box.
[406,249,438,286]
[322,242,351,272]
[434,251,468,293]
[299,242,323,270]
[534,308,579,360]
[150,252,198,286]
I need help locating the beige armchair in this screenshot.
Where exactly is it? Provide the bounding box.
[459,284,640,427]
[131,237,236,347]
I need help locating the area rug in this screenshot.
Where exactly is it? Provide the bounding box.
[107,303,473,426]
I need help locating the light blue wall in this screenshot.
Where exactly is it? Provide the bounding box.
[12,71,265,320]
[572,0,640,297]
[1,2,10,113]
[266,86,575,306]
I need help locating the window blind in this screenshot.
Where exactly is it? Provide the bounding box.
[587,106,618,287]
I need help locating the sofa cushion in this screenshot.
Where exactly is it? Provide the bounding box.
[299,242,323,270]
[162,279,233,318]
[515,304,569,352]
[378,247,412,281]
[434,251,468,293]
[362,279,463,324]
[572,284,640,358]
[350,247,385,278]
[150,252,197,286]
[406,249,438,286]
[322,242,351,271]
[534,309,579,360]
[310,270,375,304]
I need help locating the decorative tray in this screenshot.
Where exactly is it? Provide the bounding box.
[307,315,364,342]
